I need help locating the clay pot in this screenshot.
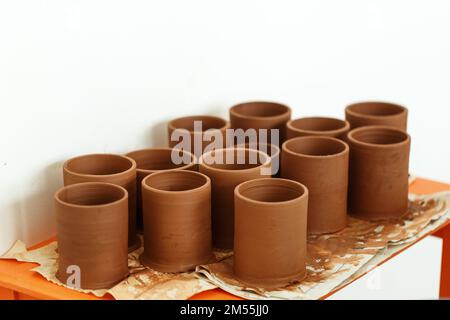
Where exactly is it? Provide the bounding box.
[229,101,291,144]
[345,101,408,130]
[286,117,350,140]
[199,148,271,249]
[168,115,229,158]
[234,178,308,288]
[125,148,197,230]
[282,136,349,234]
[55,182,128,289]
[140,170,212,272]
[235,142,280,177]
[347,126,411,221]
[63,153,139,252]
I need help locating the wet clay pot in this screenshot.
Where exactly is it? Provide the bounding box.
[347,126,411,221]
[286,117,350,140]
[125,148,197,230]
[140,170,213,272]
[168,115,229,158]
[55,182,128,289]
[345,101,408,130]
[282,136,349,234]
[229,101,291,144]
[199,148,271,249]
[235,142,280,177]
[63,153,139,252]
[234,178,308,288]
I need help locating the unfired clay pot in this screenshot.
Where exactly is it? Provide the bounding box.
[347,126,411,221]
[168,115,229,157]
[229,101,291,144]
[345,101,408,130]
[199,148,271,249]
[286,117,350,140]
[140,170,212,272]
[235,142,280,177]
[125,148,196,230]
[282,136,349,234]
[63,153,140,252]
[234,178,308,288]
[55,182,128,289]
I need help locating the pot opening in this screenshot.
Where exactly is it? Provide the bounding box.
[65,154,133,175]
[232,102,289,118]
[127,149,194,171]
[201,148,269,170]
[170,116,227,132]
[289,117,347,132]
[284,137,347,156]
[347,102,405,117]
[237,179,306,203]
[235,142,280,157]
[144,171,208,192]
[350,127,408,145]
[57,183,126,206]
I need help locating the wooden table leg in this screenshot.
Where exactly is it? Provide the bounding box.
[433,223,450,298]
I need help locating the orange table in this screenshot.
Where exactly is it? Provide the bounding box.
[0,177,449,300]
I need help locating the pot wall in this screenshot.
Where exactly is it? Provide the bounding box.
[345,101,408,130]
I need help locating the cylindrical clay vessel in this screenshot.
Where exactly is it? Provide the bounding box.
[345,101,408,131]
[168,115,229,157]
[199,148,271,249]
[229,101,291,144]
[235,142,280,177]
[347,126,411,221]
[234,178,308,288]
[282,136,349,234]
[125,148,196,230]
[140,170,213,272]
[55,182,128,289]
[286,117,350,140]
[63,153,139,252]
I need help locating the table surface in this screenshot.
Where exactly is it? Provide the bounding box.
[0,177,449,300]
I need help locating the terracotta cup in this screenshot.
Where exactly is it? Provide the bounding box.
[168,115,229,158]
[55,182,129,289]
[234,178,308,288]
[199,148,271,249]
[229,101,291,144]
[140,170,213,272]
[347,126,411,221]
[125,148,197,230]
[282,136,349,234]
[63,153,139,252]
[235,142,280,177]
[345,101,408,130]
[286,117,350,140]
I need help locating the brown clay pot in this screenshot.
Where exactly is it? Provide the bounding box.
[234,178,308,288]
[63,153,139,252]
[199,148,271,249]
[282,136,349,234]
[55,182,129,289]
[168,115,229,157]
[286,117,350,140]
[235,142,280,177]
[125,148,197,230]
[345,101,408,130]
[140,170,212,272]
[347,126,411,221]
[229,101,291,144]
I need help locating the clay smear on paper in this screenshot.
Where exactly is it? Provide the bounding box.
[197,191,449,300]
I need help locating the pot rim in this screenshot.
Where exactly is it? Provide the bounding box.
[55,182,128,209]
[168,115,229,133]
[282,136,349,159]
[235,178,308,207]
[142,169,211,195]
[347,125,410,149]
[125,147,197,174]
[63,153,136,179]
[234,142,281,158]
[287,117,350,136]
[199,147,271,173]
[345,101,408,120]
[229,101,291,121]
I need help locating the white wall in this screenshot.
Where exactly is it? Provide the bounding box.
[1,0,450,253]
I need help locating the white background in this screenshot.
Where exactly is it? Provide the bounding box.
[1,0,449,253]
